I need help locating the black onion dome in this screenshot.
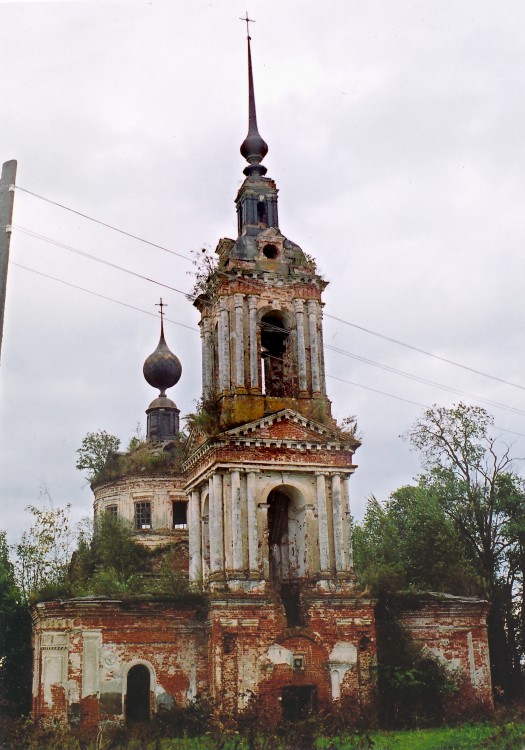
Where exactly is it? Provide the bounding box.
[143,323,182,395]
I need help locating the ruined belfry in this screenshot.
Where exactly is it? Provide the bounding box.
[31,32,493,727]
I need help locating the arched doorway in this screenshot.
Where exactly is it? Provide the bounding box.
[267,486,307,626]
[126,664,151,723]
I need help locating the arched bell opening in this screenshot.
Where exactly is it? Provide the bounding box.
[125,664,152,724]
[260,311,294,397]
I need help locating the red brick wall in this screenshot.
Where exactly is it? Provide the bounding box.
[398,595,493,715]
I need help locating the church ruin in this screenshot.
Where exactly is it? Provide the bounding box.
[31,33,493,727]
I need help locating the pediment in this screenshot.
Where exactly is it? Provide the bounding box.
[257,226,283,240]
[223,409,357,449]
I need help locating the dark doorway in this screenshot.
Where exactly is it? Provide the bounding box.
[268,489,290,584]
[281,686,317,722]
[126,665,151,723]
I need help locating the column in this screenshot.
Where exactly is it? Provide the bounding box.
[230,469,244,573]
[234,294,245,390]
[201,487,210,577]
[248,295,259,391]
[318,307,327,395]
[316,473,331,575]
[218,297,230,392]
[209,473,224,576]
[331,473,346,573]
[201,317,213,401]
[189,489,202,581]
[307,299,321,393]
[342,474,353,569]
[304,503,316,576]
[293,299,308,393]
[258,502,270,580]
[247,471,259,575]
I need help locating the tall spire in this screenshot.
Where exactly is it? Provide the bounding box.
[239,14,268,177]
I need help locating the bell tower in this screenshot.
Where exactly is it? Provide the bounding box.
[185,29,358,600]
[194,34,331,430]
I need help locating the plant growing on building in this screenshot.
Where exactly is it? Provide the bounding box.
[76,430,121,479]
[72,513,149,596]
[187,247,220,302]
[184,398,222,436]
[14,490,75,601]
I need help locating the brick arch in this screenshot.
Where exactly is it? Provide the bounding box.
[256,304,296,332]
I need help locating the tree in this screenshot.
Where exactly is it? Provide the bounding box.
[0,531,32,714]
[71,512,149,596]
[406,403,514,587]
[353,484,479,597]
[14,491,74,601]
[406,402,525,694]
[76,430,121,479]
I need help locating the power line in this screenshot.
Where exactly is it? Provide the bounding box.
[325,344,525,418]
[10,262,198,332]
[13,185,193,262]
[325,313,525,392]
[12,225,191,298]
[326,373,427,408]
[327,372,525,438]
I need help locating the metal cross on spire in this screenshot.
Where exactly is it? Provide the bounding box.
[156,298,167,323]
[239,11,255,40]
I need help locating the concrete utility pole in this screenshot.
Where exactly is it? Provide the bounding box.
[0,159,17,365]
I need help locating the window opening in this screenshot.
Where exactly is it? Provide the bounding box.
[293,654,304,671]
[257,200,268,226]
[172,501,187,529]
[263,243,278,259]
[106,504,118,518]
[135,502,151,530]
[260,313,289,397]
[126,665,150,723]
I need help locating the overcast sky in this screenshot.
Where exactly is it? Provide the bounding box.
[2,0,525,545]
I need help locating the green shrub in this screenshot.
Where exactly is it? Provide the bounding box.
[376,597,460,728]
